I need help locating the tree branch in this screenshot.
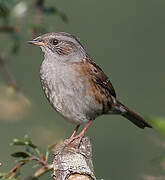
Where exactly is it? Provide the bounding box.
[53,137,96,180]
[0,26,15,33]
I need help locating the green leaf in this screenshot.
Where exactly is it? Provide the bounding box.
[25,147,35,155]
[149,117,165,135]
[10,138,26,146]
[43,7,57,15]
[24,135,37,148]
[43,6,68,23]
[0,0,18,21]
[0,0,18,9]
[26,145,41,157]
[27,143,37,149]
[11,152,30,158]
[0,4,9,18]
[59,12,68,23]
[24,134,32,143]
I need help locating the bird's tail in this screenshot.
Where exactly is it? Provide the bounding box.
[114,100,152,129]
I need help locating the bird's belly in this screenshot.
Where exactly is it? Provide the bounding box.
[40,72,102,124]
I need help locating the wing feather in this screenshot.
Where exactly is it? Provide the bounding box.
[86,58,116,98]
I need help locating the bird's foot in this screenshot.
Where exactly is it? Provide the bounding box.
[67,120,93,147]
[68,132,84,147]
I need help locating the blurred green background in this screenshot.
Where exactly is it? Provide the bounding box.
[0,0,165,179]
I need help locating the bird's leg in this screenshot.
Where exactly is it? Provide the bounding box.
[70,124,80,140]
[68,120,93,144]
[77,120,93,139]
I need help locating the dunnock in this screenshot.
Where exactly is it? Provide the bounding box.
[28,32,152,142]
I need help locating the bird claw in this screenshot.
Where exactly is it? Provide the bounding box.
[67,134,83,147]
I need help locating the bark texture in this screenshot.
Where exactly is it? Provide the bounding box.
[53,137,96,180]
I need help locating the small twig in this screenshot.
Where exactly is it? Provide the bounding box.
[0,26,15,33]
[0,26,20,33]
[0,55,18,90]
[5,154,52,180]
[24,164,53,180]
[35,0,45,8]
[33,164,53,178]
[31,0,45,38]
[36,6,42,25]
[5,160,28,178]
[30,154,47,167]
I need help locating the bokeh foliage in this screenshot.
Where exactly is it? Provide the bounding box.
[0,0,67,179]
[0,135,55,180]
[0,0,68,121]
[0,0,68,56]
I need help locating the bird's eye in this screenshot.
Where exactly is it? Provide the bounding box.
[52,39,59,45]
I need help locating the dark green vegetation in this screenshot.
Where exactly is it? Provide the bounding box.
[0,135,55,180]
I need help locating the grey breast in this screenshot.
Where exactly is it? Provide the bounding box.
[40,58,103,124]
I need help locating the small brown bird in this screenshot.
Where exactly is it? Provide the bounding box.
[28,32,152,143]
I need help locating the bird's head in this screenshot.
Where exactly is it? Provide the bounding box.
[28,32,87,62]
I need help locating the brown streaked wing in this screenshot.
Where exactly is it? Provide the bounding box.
[71,58,116,113]
[85,58,116,98]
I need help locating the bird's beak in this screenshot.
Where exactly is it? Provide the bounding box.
[28,39,47,47]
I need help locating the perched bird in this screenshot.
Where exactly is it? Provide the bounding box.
[28,32,152,143]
